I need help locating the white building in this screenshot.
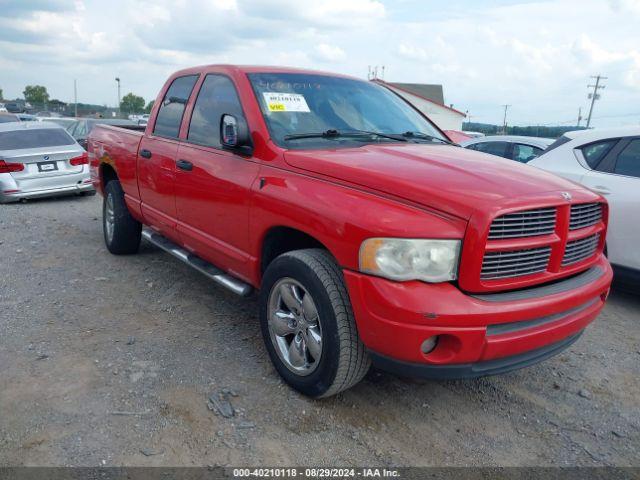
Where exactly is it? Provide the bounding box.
[374,80,466,131]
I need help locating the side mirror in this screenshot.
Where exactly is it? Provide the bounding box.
[220,114,252,156]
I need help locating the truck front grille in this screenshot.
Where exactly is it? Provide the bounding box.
[562,233,600,266]
[570,203,602,230]
[481,246,552,280]
[488,207,557,239]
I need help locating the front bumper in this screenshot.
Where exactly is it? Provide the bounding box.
[344,255,612,377]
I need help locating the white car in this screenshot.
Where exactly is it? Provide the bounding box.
[529,127,640,285]
[461,135,554,163]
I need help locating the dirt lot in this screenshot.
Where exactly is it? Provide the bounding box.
[0,195,638,467]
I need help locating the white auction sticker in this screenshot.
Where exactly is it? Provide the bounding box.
[263,92,310,112]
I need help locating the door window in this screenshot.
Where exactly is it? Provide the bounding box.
[187,74,244,148]
[613,139,640,178]
[512,144,543,163]
[153,75,199,139]
[473,141,509,158]
[581,139,617,169]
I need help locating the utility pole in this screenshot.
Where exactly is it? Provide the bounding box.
[73,79,78,117]
[115,77,121,114]
[576,106,582,127]
[501,104,511,134]
[586,75,607,128]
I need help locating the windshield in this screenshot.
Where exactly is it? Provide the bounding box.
[248,73,446,149]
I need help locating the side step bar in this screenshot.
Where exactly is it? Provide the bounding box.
[141,229,253,297]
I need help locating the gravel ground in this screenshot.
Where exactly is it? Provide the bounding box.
[0,195,638,467]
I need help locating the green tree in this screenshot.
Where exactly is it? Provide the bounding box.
[120,93,145,115]
[144,100,155,114]
[23,85,50,104]
[0,88,3,101]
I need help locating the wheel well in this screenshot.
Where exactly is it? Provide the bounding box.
[101,163,118,188]
[261,227,327,274]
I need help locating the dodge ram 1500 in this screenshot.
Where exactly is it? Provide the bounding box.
[89,65,613,397]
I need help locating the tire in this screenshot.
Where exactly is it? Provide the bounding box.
[81,190,97,197]
[103,180,141,255]
[260,248,370,398]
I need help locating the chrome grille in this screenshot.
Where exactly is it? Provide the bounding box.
[481,246,551,280]
[570,203,602,230]
[562,234,600,266]
[488,208,557,239]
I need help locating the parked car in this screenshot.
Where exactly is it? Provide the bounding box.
[38,117,78,129]
[0,122,94,203]
[529,126,640,286]
[35,111,63,118]
[4,102,25,113]
[0,103,7,113]
[16,113,37,122]
[88,65,612,398]
[67,118,139,149]
[0,113,20,123]
[462,135,554,163]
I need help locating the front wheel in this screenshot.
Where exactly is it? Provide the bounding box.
[103,180,141,254]
[260,249,370,398]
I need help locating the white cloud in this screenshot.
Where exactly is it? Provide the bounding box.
[0,0,638,128]
[313,44,346,62]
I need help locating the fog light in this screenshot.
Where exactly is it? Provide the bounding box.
[421,336,439,354]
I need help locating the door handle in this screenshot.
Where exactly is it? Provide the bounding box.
[591,185,610,195]
[139,149,152,159]
[176,159,193,171]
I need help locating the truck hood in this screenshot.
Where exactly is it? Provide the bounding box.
[284,144,587,219]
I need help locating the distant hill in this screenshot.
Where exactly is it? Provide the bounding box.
[462,122,587,138]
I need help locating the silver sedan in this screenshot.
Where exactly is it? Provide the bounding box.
[0,122,94,203]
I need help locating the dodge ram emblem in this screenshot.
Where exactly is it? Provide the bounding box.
[561,192,572,201]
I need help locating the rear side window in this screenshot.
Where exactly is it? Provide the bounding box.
[187,74,244,148]
[581,139,617,169]
[153,75,199,138]
[512,144,543,163]
[613,139,640,178]
[473,141,510,158]
[0,128,75,150]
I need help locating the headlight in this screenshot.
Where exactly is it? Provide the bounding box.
[359,238,461,283]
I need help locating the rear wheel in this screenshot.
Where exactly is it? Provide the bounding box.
[103,180,141,254]
[260,249,370,398]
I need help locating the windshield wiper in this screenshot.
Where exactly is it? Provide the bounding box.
[401,131,454,145]
[284,129,407,142]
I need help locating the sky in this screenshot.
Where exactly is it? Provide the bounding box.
[1,0,639,127]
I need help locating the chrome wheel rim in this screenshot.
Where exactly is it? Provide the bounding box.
[267,278,322,376]
[105,194,115,244]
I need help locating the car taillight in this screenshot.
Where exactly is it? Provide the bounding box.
[0,160,24,173]
[70,152,89,166]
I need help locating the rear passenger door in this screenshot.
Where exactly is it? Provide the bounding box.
[512,143,543,163]
[578,137,640,270]
[138,75,198,239]
[174,74,260,275]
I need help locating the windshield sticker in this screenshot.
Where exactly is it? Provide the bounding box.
[263,92,310,112]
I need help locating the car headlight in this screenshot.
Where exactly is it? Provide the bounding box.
[359,238,461,283]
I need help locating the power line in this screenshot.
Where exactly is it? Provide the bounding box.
[586,74,607,128]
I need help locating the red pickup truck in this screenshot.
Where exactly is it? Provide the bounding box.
[89,65,613,398]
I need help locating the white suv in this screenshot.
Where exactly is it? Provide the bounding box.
[529,126,640,286]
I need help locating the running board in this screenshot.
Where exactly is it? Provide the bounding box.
[141,229,253,297]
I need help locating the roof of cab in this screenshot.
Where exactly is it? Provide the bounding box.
[170,64,362,81]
